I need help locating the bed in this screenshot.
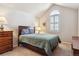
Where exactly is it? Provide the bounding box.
[18,26,61,56]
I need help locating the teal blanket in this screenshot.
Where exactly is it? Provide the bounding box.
[19,34,61,56]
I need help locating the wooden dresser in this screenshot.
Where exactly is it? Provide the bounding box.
[72,36,79,56]
[0,31,13,54]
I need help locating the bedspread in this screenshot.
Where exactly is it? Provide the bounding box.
[19,34,61,55]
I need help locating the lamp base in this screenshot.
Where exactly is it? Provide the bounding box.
[0,25,4,31]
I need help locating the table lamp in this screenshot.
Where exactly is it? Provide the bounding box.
[0,17,8,31]
[36,26,41,34]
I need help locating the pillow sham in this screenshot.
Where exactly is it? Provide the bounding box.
[21,27,34,35]
[29,27,34,34]
[21,28,30,35]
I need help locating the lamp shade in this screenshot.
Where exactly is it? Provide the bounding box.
[0,17,8,25]
[36,26,41,31]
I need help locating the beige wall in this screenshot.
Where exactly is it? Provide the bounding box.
[77,8,79,36]
[39,5,78,43]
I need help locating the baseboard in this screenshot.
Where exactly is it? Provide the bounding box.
[61,41,72,45]
[13,44,18,48]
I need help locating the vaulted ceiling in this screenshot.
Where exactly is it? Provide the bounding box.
[0,3,79,16]
[0,3,52,15]
[56,3,79,9]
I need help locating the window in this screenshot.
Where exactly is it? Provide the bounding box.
[50,10,60,32]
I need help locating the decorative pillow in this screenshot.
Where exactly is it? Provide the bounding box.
[29,27,34,34]
[21,28,30,35]
[21,27,34,35]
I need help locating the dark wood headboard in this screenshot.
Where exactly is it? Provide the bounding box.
[18,26,35,37]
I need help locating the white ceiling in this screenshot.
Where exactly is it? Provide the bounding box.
[0,3,79,16]
[56,3,79,9]
[0,3,52,15]
[1,3,79,10]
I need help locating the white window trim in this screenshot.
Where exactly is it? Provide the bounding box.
[49,13,60,33]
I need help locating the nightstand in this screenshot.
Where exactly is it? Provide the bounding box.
[0,31,13,54]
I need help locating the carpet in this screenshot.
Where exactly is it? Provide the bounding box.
[0,43,73,56]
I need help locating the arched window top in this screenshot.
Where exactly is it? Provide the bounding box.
[50,10,60,16]
[49,10,60,32]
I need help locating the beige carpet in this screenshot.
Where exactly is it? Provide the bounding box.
[0,43,73,56]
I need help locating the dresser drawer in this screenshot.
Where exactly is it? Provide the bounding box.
[0,37,12,47]
[0,40,12,47]
[0,45,12,54]
[0,31,12,37]
[0,37,12,43]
